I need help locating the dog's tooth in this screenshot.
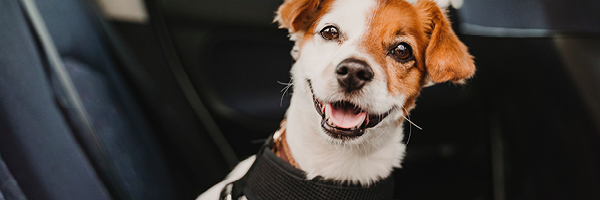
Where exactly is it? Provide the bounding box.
[326,118,335,127]
[358,114,367,126]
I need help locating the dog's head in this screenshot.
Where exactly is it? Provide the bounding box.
[276,0,475,142]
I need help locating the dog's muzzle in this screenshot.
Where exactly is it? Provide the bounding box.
[308,80,392,139]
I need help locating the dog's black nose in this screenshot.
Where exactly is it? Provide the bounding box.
[336,58,374,92]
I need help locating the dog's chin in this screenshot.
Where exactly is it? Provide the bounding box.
[308,80,393,141]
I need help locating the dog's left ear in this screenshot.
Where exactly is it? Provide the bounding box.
[274,0,321,33]
[416,0,475,84]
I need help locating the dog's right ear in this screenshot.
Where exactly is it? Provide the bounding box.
[416,0,475,84]
[274,0,321,33]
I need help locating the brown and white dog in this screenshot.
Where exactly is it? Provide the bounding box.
[198,0,474,199]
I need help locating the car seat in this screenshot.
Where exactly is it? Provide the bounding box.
[0,0,232,199]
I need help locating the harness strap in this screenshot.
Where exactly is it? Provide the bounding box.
[221,135,394,200]
[220,135,274,200]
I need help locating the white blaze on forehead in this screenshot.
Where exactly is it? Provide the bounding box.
[299,0,396,115]
[315,0,378,42]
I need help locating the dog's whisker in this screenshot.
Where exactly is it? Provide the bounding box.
[277,80,292,86]
[401,107,422,131]
[402,116,422,130]
[405,118,412,146]
[279,79,293,106]
[400,107,420,146]
[280,82,292,93]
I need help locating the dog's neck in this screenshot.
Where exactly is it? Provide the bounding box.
[281,88,406,185]
[272,120,300,169]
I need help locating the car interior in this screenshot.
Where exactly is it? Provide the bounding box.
[0,0,598,199]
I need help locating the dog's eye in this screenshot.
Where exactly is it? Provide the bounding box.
[392,43,413,61]
[320,26,339,40]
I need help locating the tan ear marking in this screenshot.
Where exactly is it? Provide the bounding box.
[274,0,322,33]
[416,0,475,84]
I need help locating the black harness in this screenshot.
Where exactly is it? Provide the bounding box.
[220,136,395,200]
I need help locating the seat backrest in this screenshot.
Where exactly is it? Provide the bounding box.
[0,0,114,199]
[0,0,183,199]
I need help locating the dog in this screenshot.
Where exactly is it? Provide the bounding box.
[198,0,474,199]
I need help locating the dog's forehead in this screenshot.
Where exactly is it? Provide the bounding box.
[315,0,419,39]
[315,0,377,37]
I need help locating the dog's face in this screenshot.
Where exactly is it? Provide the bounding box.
[276,0,475,143]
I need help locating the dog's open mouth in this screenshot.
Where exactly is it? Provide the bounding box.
[309,81,391,139]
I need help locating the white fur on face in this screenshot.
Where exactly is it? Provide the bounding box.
[285,0,408,185]
[293,0,406,138]
[292,0,404,114]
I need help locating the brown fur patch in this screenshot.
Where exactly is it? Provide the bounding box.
[360,0,428,108]
[415,0,476,83]
[275,0,336,36]
[276,0,321,33]
[358,0,475,111]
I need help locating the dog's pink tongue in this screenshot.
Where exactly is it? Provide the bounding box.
[324,103,367,129]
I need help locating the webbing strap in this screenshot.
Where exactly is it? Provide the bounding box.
[18,0,93,136]
[246,149,394,200]
[222,137,394,200]
[18,0,125,199]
